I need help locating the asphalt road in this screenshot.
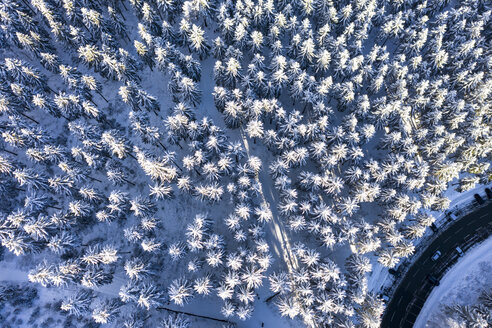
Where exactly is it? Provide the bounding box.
[381,201,492,328]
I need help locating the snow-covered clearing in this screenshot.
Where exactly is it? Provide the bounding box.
[0,266,27,282]
[414,236,492,328]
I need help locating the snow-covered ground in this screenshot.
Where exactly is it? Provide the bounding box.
[414,236,492,328]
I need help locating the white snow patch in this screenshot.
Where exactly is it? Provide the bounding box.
[414,236,492,328]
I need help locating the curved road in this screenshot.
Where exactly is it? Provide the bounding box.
[381,201,492,328]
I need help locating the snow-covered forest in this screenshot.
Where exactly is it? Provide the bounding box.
[440,289,492,328]
[0,0,490,327]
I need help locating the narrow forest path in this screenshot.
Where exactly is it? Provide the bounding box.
[239,129,299,274]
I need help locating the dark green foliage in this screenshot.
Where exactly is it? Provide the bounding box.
[0,283,38,307]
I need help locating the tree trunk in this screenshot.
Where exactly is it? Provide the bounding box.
[123,178,135,186]
[0,148,18,156]
[157,141,167,150]
[96,90,109,103]
[124,32,131,43]
[265,291,280,303]
[17,111,40,124]
[382,36,389,47]
[87,175,103,183]
[88,97,98,107]
[171,159,182,171]
[20,0,36,13]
